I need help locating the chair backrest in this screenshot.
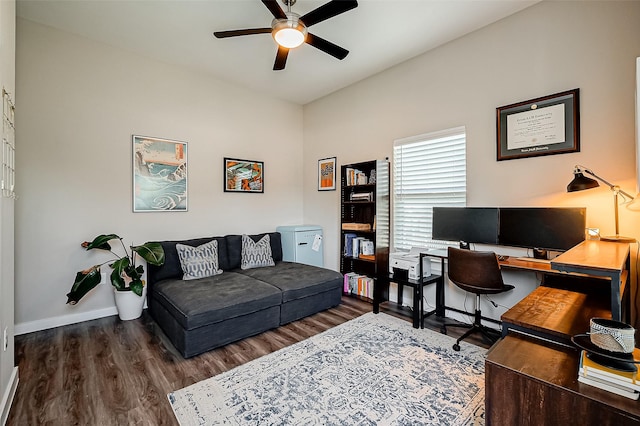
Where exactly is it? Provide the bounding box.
[447,247,505,292]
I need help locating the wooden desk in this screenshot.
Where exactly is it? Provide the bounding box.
[376,241,631,329]
[486,334,640,425]
[498,240,631,322]
[501,286,611,346]
[551,240,630,322]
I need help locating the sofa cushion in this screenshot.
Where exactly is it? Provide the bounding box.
[241,234,275,270]
[236,261,343,302]
[176,240,223,280]
[148,237,230,284]
[226,232,283,269]
[150,271,282,330]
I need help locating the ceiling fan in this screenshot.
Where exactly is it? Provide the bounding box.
[214,0,358,71]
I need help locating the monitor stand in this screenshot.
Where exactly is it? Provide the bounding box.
[533,248,547,260]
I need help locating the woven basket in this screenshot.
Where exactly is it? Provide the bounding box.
[589,318,635,353]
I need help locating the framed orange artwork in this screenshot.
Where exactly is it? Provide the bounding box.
[224,157,264,193]
[318,157,336,191]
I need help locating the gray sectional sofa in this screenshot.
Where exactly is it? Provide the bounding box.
[147,232,343,358]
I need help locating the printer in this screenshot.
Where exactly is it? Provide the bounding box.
[389,247,433,280]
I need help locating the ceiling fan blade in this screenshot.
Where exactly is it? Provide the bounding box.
[262,0,287,20]
[300,0,358,27]
[273,46,289,70]
[306,33,349,60]
[214,28,272,38]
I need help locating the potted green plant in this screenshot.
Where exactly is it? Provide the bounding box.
[66,234,165,320]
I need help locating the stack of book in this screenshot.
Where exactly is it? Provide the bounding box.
[578,350,640,400]
[343,272,374,298]
[344,168,369,186]
[350,192,373,201]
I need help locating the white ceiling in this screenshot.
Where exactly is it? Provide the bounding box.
[16,0,540,105]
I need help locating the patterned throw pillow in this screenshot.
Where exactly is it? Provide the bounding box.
[241,234,275,270]
[176,240,223,280]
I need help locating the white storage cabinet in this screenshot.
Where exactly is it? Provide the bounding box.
[276,225,324,267]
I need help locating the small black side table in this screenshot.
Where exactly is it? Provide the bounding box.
[373,268,443,328]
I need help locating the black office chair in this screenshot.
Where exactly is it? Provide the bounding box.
[443,247,515,351]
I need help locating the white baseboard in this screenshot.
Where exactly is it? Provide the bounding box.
[1,366,18,426]
[14,307,118,336]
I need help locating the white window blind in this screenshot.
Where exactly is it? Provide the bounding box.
[393,126,466,252]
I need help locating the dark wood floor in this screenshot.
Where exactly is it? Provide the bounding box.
[7,297,489,425]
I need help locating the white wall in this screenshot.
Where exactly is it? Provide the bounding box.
[13,2,640,334]
[637,56,640,194]
[15,19,304,333]
[302,1,640,324]
[0,0,17,422]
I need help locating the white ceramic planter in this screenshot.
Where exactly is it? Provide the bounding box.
[113,285,147,321]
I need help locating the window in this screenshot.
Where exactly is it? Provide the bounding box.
[2,88,15,199]
[392,126,466,251]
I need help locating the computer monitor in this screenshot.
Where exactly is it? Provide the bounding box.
[498,207,586,252]
[432,207,499,245]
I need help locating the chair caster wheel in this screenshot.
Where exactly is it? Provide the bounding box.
[453,343,460,351]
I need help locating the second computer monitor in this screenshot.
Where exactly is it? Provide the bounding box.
[498,207,586,252]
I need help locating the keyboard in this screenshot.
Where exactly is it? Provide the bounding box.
[514,257,551,264]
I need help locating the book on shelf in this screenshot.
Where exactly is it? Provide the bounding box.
[345,168,353,186]
[343,273,374,298]
[344,236,374,258]
[344,168,369,186]
[357,275,374,298]
[356,172,368,185]
[352,237,365,258]
[350,192,373,201]
[360,239,374,256]
[343,272,358,293]
[344,233,357,257]
[345,168,361,186]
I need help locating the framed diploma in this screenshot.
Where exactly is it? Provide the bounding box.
[497,88,580,161]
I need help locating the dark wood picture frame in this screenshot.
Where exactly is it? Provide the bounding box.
[497,88,580,161]
[223,157,264,193]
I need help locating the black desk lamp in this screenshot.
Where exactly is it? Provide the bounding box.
[566,165,636,243]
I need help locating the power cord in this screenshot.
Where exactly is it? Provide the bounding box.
[484,294,509,310]
[422,296,435,311]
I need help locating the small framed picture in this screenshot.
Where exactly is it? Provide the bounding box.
[318,157,336,191]
[224,157,264,193]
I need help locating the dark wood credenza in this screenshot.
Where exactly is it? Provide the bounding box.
[486,334,640,425]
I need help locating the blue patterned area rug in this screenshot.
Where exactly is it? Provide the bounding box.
[168,312,486,425]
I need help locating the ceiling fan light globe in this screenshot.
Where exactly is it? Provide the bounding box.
[272,15,307,48]
[274,27,305,48]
